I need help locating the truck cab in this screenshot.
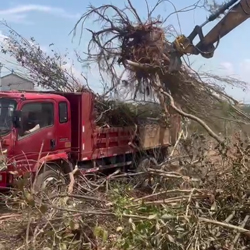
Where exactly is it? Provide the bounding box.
[0,91,71,188]
[0,90,179,190]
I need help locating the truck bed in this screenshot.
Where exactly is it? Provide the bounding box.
[63,92,180,161]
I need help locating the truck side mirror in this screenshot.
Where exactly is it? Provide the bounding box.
[12,110,22,128]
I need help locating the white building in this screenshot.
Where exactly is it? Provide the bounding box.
[1,72,34,91]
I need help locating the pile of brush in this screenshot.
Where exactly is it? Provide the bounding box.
[94,98,164,127]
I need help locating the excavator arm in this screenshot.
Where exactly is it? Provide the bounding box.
[170,0,250,71]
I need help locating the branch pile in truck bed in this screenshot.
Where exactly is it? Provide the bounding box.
[94,98,165,127]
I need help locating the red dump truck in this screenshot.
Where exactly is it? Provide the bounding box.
[0,91,181,189]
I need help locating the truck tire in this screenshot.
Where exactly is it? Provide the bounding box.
[134,157,159,188]
[33,164,67,194]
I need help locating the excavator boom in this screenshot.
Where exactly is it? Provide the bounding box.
[170,0,250,71]
[196,0,250,55]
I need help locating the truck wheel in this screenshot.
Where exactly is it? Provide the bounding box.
[34,165,67,194]
[134,157,159,188]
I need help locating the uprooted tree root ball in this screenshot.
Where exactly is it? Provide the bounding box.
[72,0,250,136]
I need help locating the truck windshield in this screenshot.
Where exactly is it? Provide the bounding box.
[0,98,16,136]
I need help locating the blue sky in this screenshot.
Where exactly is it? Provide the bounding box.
[0,0,249,101]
